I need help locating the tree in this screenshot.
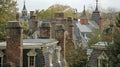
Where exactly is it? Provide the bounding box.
[100,7,117,28]
[88,28,103,47]
[65,40,87,67]
[0,0,17,41]
[108,12,120,67]
[21,21,29,39]
[37,4,75,19]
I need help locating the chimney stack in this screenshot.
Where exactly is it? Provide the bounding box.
[54,12,64,20]
[16,13,20,21]
[31,13,38,30]
[55,24,66,60]
[30,11,34,19]
[6,21,23,67]
[40,22,51,38]
[68,24,74,40]
[99,17,103,32]
[67,17,72,22]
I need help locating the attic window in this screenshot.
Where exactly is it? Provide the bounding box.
[97,51,109,67]
[27,49,37,67]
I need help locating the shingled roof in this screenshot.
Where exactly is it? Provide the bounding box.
[85,49,112,67]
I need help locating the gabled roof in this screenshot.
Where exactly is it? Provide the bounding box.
[85,49,112,67]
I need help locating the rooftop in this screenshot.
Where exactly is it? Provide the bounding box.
[0,39,58,49]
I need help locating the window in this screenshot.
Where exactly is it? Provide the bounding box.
[98,51,109,67]
[27,49,37,67]
[0,51,4,67]
[29,56,34,66]
[0,57,1,67]
[98,59,108,67]
[101,59,107,67]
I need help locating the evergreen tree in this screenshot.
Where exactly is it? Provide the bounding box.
[0,0,17,41]
[109,12,120,66]
[116,13,120,28]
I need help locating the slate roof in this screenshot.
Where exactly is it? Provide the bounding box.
[89,20,99,29]
[86,42,112,67]
[76,21,92,32]
[0,39,58,49]
[0,38,66,67]
[76,20,99,33]
[85,49,112,67]
[73,21,82,47]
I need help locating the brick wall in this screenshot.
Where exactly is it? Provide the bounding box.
[6,21,23,67]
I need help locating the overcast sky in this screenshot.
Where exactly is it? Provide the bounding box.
[17,0,120,12]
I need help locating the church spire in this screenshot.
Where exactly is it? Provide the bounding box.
[81,5,87,19]
[80,5,88,24]
[91,0,100,24]
[95,0,99,12]
[84,5,85,12]
[23,0,27,10]
[22,0,27,20]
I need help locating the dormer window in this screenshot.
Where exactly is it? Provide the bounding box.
[27,49,37,67]
[97,51,109,67]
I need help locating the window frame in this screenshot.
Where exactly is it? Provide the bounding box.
[27,49,37,67]
[97,51,109,67]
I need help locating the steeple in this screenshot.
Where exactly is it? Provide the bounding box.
[23,0,27,10]
[22,0,27,20]
[81,5,88,19]
[80,5,88,24]
[91,0,100,25]
[95,0,99,12]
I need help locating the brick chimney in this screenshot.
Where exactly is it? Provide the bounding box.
[31,14,38,30]
[80,18,88,24]
[67,17,74,40]
[67,17,72,22]
[55,24,66,60]
[40,22,51,38]
[6,21,23,67]
[99,17,103,32]
[30,11,34,19]
[54,12,64,20]
[16,13,20,21]
[68,24,74,40]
